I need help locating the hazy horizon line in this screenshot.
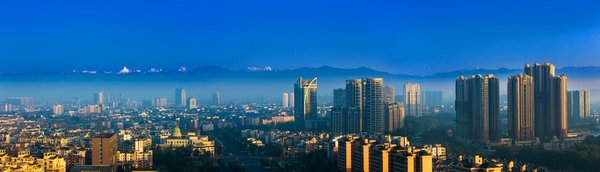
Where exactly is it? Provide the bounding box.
[3,64,599,76]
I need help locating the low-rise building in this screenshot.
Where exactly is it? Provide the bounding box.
[0,150,66,172]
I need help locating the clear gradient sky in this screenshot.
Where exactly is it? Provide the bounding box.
[1,0,599,75]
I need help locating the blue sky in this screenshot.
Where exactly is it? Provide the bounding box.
[1,0,599,75]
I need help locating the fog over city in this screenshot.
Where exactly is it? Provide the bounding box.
[1,65,599,104]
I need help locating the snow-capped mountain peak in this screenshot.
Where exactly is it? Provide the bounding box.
[178,67,188,72]
[117,67,131,74]
[247,66,273,72]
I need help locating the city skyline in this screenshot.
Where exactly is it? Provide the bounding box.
[3,1,600,171]
[0,62,598,171]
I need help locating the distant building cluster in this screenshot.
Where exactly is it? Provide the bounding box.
[441,154,547,172]
[241,129,330,157]
[0,150,67,172]
[0,89,220,172]
[567,89,591,120]
[329,134,551,172]
[331,78,405,134]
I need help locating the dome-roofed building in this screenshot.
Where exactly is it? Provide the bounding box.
[172,126,182,138]
[160,125,215,157]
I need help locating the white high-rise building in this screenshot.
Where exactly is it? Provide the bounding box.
[153,98,168,107]
[2,104,12,112]
[282,93,289,108]
[404,83,422,117]
[568,89,591,119]
[188,97,197,109]
[53,104,64,115]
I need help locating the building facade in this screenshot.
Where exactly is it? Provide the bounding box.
[334,88,346,107]
[455,74,500,142]
[508,74,535,141]
[331,136,435,172]
[282,92,289,108]
[567,90,591,119]
[404,83,422,117]
[384,86,395,104]
[384,102,405,134]
[175,88,187,107]
[92,133,118,169]
[294,77,318,129]
[187,97,197,109]
[524,62,568,139]
[362,78,385,133]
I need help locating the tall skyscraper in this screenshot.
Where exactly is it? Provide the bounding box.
[333,88,346,107]
[212,92,223,105]
[93,92,104,105]
[188,97,197,109]
[341,78,385,133]
[331,81,367,134]
[455,74,500,142]
[346,79,363,110]
[553,74,568,138]
[362,78,385,133]
[488,77,500,141]
[175,88,187,107]
[282,92,289,108]
[508,74,535,141]
[384,102,405,133]
[567,90,591,120]
[289,93,295,108]
[343,79,363,133]
[404,83,422,117]
[332,88,345,133]
[294,77,318,129]
[92,133,117,169]
[524,62,568,138]
[383,86,395,104]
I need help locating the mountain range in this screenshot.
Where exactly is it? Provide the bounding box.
[0,65,598,102]
[0,65,598,81]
